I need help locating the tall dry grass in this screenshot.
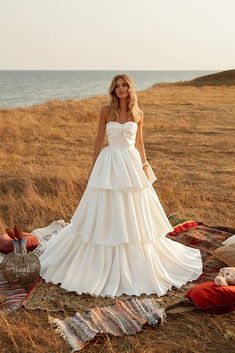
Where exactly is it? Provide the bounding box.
[0,85,234,232]
[0,304,234,353]
[0,97,106,231]
[0,82,235,352]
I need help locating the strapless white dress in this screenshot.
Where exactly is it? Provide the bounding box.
[39,121,202,297]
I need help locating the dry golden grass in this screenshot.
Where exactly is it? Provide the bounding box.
[0,309,234,353]
[0,77,235,352]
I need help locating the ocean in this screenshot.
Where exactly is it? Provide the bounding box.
[0,70,217,109]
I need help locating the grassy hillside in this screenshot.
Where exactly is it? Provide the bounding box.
[183,69,235,86]
[0,79,234,231]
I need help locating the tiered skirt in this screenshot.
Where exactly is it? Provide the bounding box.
[39,146,202,297]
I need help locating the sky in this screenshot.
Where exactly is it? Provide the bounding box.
[0,0,235,70]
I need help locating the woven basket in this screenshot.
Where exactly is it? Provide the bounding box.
[2,238,41,290]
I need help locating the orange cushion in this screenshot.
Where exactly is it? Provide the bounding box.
[186,281,235,314]
[0,232,39,254]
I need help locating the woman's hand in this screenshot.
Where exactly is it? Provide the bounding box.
[143,165,150,180]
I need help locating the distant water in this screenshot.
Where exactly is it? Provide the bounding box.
[0,70,217,109]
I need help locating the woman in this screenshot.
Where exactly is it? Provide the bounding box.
[39,74,202,297]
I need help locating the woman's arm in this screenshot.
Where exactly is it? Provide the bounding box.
[87,106,107,178]
[135,111,150,179]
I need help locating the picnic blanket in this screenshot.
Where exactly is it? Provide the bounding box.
[22,213,234,315]
[1,213,234,350]
[0,271,27,314]
[32,213,233,352]
[166,216,234,282]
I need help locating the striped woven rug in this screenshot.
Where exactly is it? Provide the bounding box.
[49,297,165,352]
[0,271,27,314]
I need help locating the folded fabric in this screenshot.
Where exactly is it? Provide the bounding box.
[31,220,68,257]
[212,244,235,267]
[31,220,68,241]
[186,281,235,314]
[223,234,235,246]
[0,232,39,254]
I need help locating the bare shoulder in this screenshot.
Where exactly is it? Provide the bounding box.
[101,104,111,115]
[99,105,109,124]
[99,104,110,123]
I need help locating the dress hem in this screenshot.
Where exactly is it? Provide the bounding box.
[41,269,202,299]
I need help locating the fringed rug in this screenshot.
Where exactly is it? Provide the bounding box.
[23,276,194,314]
[0,270,27,314]
[48,297,165,352]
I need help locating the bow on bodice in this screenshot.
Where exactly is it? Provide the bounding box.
[106,121,137,148]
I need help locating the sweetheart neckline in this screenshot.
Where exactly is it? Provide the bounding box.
[106,121,137,126]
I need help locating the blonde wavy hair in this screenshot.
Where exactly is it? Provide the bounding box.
[107,74,142,123]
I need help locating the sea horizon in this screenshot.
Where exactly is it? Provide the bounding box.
[0,69,218,109]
